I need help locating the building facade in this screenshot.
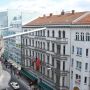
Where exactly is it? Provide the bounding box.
[21,10,90,90]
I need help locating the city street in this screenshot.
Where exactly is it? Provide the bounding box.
[2,63,31,90]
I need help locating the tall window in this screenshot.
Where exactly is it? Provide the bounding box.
[43,30,45,36]
[77,47,82,56]
[71,58,74,67]
[81,32,84,41]
[47,30,49,37]
[63,45,65,55]
[63,31,65,38]
[86,33,89,41]
[58,30,61,38]
[43,42,45,49]
[47,55,50,64]
[86,49,88,56]
[47,42,50,51]
[52,30,55,37]
[62,77,65,86]
[84,77,87,84]
[52,57,54,66]
[76,32,79,40]
[72,46,74,54]
[36,41,37,47]
[52,43,55,52]
[76,61,82,70]
[26,39,27,45]
[63,61,65,71]
[85,63,88,70]
[57,45,61,54]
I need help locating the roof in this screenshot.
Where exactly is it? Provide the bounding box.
[23,11,90,26]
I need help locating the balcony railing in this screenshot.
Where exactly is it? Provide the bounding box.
[55,84,69,90]
[35,36,46,40]
[34,47,46,53]
[52,53,69,60]
[46,37,68,44]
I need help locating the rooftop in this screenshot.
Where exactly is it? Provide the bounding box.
[23,10,90,26]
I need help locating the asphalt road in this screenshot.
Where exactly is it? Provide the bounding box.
[2,63,31,90]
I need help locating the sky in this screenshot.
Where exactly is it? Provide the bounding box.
[0,0,90,23]
[0,0,90,13]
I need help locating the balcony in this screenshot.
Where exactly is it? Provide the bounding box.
[55,37,68,44]
[35,36,46,40]
[54,69,69,76]
[46,37,68,44]
[55,84,69,90]
[34,47,46,53]
[52,53,69,60]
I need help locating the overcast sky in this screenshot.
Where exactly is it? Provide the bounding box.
[0,0,90,13]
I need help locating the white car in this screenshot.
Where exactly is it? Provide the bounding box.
[10,81,20,90]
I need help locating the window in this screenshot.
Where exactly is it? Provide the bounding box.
[26,39,27,45]
[57,45,61,54]
[43,42,45,49]
[52,43,55,52]
[76,61,82,70]
[85,63,88,70]
[36,41,37,47]
[71,58,74,67]
[77,47,82,56]
[47,42,50,51]
[81,32,84,41]
[84,77,87,84]
[52,57,54,66]
[52,30,55,37]
[32,40,34,47]
[86,33,89,41]
[63,31,65,38]
[58,31,61,38]
[47,55,50,64]
[86,49,88,56]
[72,46,74,54]
[62,77,65,86]
[47,30,49,37]
[76,32,79,40]
[63,45,65,55]
[41,42,42,49]
[63,61,65,71]
[43,30,45,36]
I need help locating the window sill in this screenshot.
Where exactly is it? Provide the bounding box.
[76,55,82,57]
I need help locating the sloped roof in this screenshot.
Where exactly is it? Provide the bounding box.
[24,11,90,26]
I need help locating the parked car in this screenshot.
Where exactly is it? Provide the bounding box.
[10,81,20,90]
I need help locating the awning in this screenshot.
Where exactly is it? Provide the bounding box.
[38,82,53,90]
[21,69,37,81]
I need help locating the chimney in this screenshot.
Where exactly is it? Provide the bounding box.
[61,10,65,15]
[49,13,53,16]
[72,10,75,14]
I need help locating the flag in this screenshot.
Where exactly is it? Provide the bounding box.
[36,57,41,71]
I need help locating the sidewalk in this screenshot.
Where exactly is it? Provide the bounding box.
[2,63,31,90]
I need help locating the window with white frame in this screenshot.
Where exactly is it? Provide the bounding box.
[76,61,82,70]
[77,47,82,56]
[76,32,79,40]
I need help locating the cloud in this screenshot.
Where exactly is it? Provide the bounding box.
[1,0,90,15]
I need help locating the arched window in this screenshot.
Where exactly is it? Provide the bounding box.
[63,31,65,38]
[58,31,61,38]
[47,30,49,37]
[52,30,55,37]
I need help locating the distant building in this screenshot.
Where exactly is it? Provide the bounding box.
[21,10,90,90]
[0,9,33,70]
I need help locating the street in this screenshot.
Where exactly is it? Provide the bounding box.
[2,63,31,90]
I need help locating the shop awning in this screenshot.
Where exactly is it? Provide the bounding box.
[38,82,53,90]
[21,69,37,81]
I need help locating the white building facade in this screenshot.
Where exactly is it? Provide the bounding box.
[21,11,90,90]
